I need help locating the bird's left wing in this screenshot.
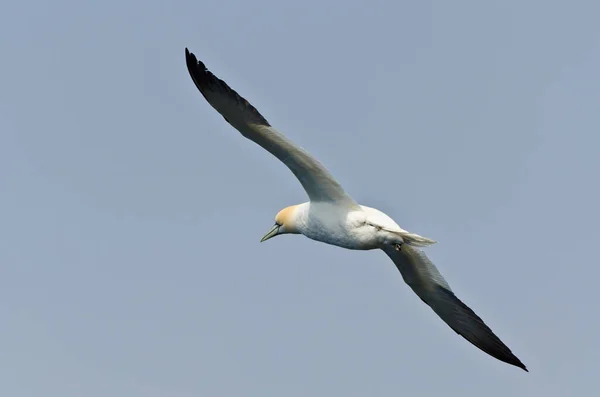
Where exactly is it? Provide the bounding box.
[383,244,528,371]
[184,48,358,207]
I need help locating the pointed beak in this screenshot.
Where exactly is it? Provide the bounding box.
[260,224,280,242]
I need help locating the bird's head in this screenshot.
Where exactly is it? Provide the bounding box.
[260,205,300,242]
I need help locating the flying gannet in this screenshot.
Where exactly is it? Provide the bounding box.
[184,48,527,372]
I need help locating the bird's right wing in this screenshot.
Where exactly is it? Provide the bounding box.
[383,244,528,371]
[185,48,358,207]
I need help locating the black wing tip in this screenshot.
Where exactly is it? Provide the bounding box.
[507,351,528,372]
[436,286,528,372]
[518,361,529,372]
[508,357,528,372]
[183,47,271,127]
[184,48,207,77]
[185,48,203,67]
[499,348,528,372]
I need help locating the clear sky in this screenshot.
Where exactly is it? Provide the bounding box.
[1,1,599,396]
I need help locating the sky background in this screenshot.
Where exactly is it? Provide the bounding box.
[1,1,599,396]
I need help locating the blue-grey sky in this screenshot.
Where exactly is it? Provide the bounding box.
[1,1,599,395]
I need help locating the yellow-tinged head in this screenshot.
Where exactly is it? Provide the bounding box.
[260,205,300,242]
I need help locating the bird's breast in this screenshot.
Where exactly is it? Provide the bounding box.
[299,206,378,250]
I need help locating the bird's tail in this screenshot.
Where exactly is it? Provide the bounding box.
[396,230,437,247]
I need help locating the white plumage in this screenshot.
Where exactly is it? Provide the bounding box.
[185,48,527,372]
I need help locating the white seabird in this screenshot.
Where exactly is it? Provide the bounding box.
[185,48,527,372]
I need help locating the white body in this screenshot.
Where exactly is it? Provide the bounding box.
[293,202,428,250]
